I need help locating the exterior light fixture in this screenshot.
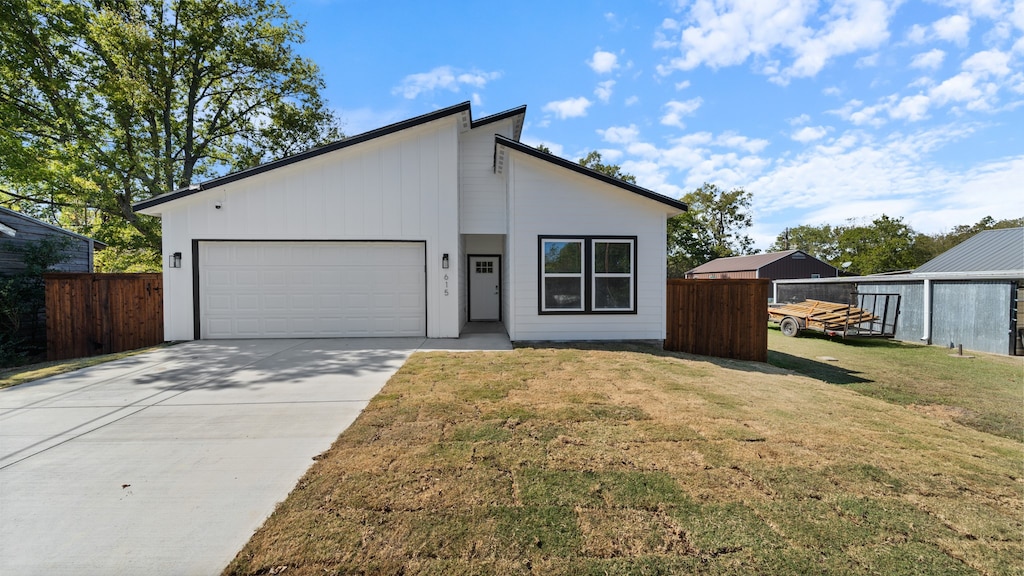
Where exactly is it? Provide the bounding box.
[170,252,182,268]
[442,253,449,269]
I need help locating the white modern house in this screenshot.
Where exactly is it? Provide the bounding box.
[134,102,687,342]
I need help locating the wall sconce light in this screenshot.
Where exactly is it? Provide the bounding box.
[214,201,222,209]
[442,253,449,269]
[169,252,182,268]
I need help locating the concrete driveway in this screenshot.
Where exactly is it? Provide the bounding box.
[0,336,506,575]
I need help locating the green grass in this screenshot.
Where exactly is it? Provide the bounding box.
[767,326,1024,440]
[224,344,1023,576]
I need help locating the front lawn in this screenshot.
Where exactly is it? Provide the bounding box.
[767,327,1024,441]
[224,344,1022,575]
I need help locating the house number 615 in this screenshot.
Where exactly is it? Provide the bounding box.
[443,274,449,296]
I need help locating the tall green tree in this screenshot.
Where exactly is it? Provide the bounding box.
[578,151,637,184]
[667,183,756,276]
[0,0,341,270]
[771,215,934,275]
[769,223,840,261]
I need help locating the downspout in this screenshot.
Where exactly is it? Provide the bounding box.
[920,278,932,344]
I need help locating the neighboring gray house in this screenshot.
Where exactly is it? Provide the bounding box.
[775,227,1024,356]
[0,207,104,273]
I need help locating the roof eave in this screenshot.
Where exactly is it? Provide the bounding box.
[493,135,687,213]
[133,101,475,213]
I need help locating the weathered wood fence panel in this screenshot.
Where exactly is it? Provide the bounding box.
[665,279,770,362]
[45,273,164,360]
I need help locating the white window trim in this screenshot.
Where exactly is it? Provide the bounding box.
[541,238,584,312]
[591,238,635,312]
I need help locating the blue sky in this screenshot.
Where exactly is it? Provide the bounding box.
[287,0,1024,249]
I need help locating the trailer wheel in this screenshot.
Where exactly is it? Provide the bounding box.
[780,317,801,337]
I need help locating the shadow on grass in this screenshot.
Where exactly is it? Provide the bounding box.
[765,350,872,385]
[516,339,874,385]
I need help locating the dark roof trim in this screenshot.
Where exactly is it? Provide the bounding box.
[472,105,526,140]
[494,135,688,212]
[0,206,106,247]
[134,101,475,211]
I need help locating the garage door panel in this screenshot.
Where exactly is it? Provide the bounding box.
[199,242,425,339]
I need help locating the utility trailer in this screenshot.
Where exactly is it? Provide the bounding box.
[769,293,900,338]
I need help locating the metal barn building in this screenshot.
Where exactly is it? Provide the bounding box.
[685,250,840,280]
[775,228,1024,356]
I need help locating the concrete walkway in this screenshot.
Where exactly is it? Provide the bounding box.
[0,334,510,575]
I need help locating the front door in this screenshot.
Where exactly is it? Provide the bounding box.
[469,255,500,321]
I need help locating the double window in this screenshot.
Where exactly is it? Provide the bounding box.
[539,236,636,314]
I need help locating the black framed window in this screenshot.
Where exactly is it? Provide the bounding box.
[539,236,636,314]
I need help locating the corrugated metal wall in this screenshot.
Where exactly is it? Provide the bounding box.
[776,279,1017,355]
[856,280,1014,355]
[931,281,1013,355]
[857,282,923,344]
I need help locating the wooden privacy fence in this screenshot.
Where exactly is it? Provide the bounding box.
[665,278,770,362]
[45,273,164,361]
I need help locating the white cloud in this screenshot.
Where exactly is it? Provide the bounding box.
[791,125,829,142]
[598,124,641,144]
[594,80,616,103]
[889,94,932,121]
[624,95,640,106]
[675,80,692,90]
[588,50,619,74]
[1013,0,1024,31]
[715,132,770,153]
[660,97,703,128]
[392,66,501,99]
[907,23,929,44]
[932,14,971,45]
[789,113,812,126]
[658,0,896,84]
[911,48,946,70]
[856,53,880,68]
[962,49,1012,77]
[543,97,593,119]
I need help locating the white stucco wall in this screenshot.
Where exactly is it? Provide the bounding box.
[152,118,461,340]
[505,154,671,341]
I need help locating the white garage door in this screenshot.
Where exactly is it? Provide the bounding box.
[199,241,425,338]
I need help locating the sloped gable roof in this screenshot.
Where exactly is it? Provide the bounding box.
[493,135,687,213]
[135,101,529,212]
[0,207,105,246]
[687,250,807,274]
[915,227,1024,273]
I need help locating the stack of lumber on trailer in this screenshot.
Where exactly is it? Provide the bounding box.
[769,299,878,330]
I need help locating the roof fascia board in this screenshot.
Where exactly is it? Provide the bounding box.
[494,135,687,213]
[472,106,526,140]
[134,101,473,212]
[0,206,105,246]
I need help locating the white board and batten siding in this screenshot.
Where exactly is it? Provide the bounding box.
[458,121,514,235]
[157,118,461,341]
[506,154,670,342]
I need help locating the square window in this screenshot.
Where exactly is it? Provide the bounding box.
[544,241,581,273]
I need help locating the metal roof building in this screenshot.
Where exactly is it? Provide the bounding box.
[685,250,839,280]
[775,227,1024,356]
